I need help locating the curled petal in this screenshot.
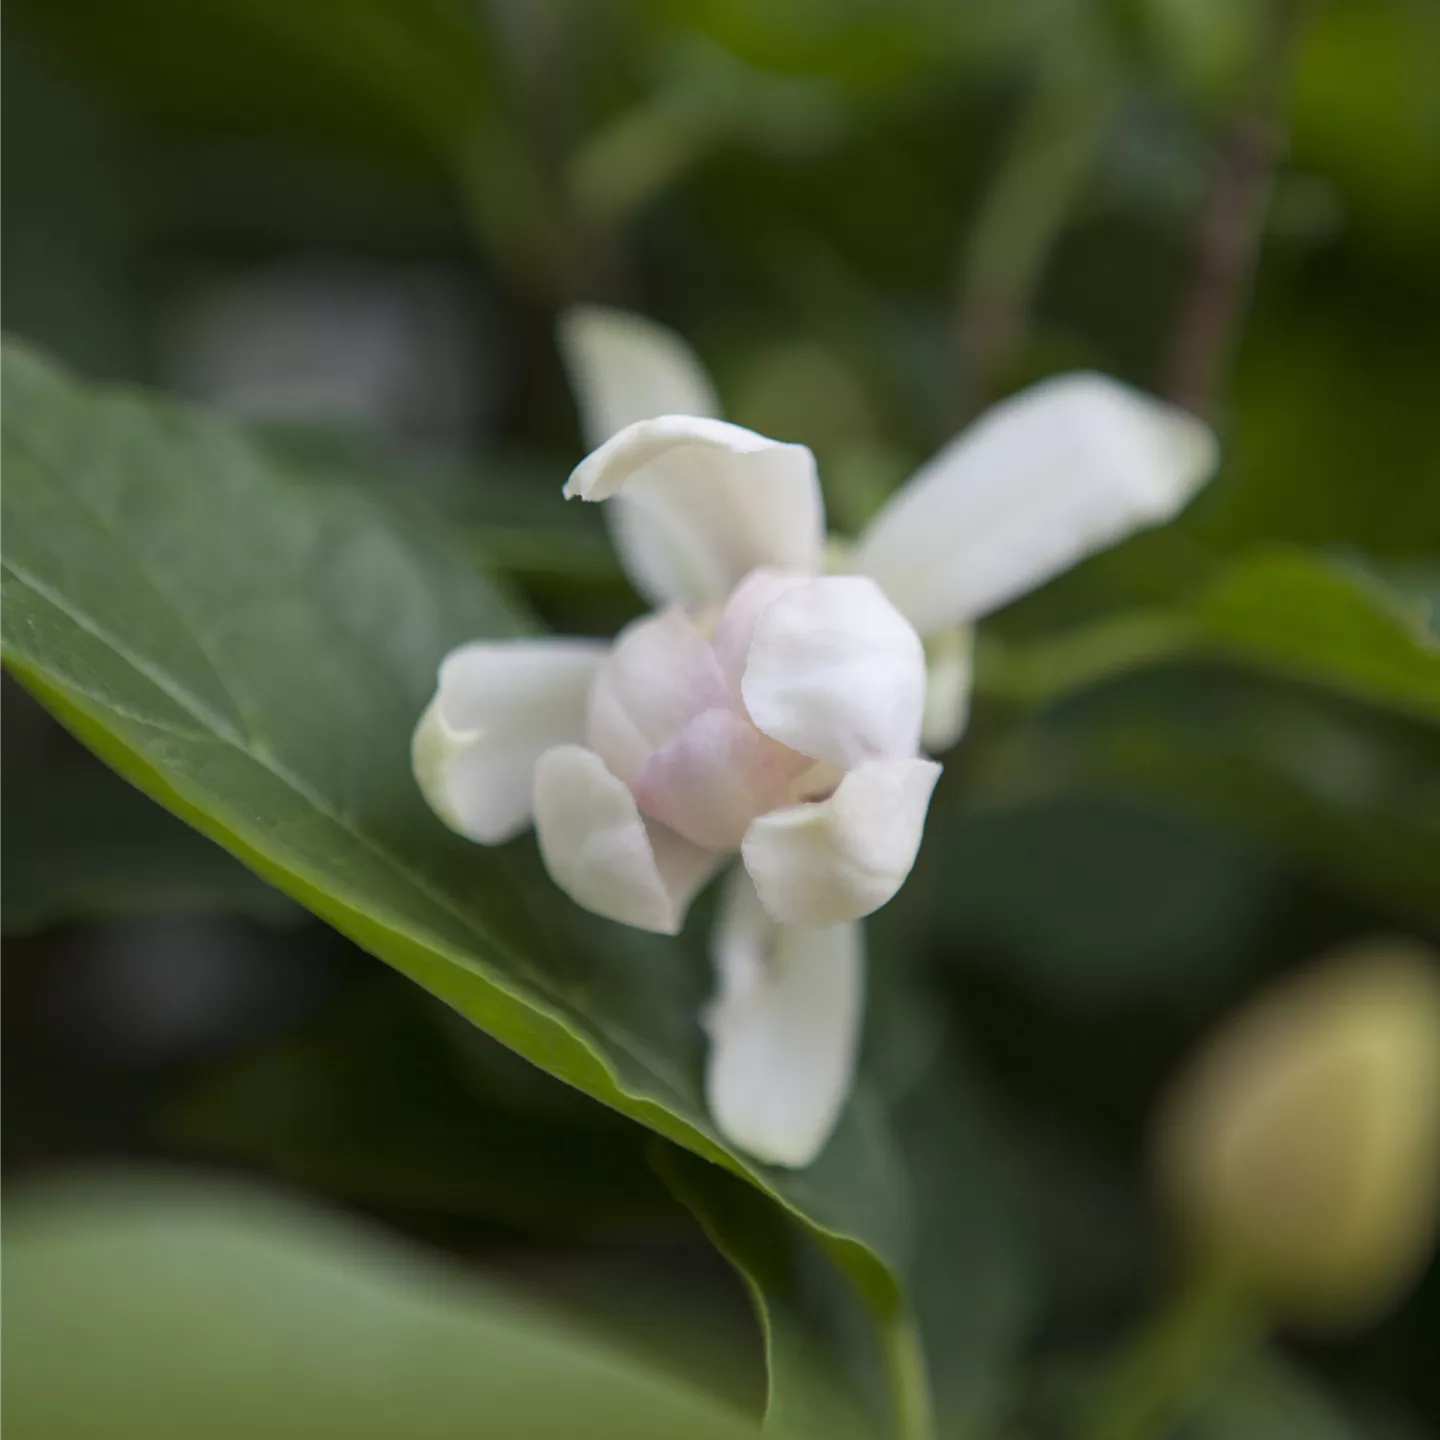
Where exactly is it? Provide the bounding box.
[742,757,941,926]
[412,639,606,844]
[853,374,1220,635]
[635,707,812,852]
[586,606,731,787]
[741,576,926,768]
[565,416,825,608]
[705,868,863,1168]
[709,566,810,692]
[533,745,720,935]
[558,305,719,449]
[921,625,974,754]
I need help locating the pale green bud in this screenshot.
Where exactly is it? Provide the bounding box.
[1155,941,1440,1328]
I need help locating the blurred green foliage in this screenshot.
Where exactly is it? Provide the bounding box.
[3,0,1438,1435]
[2,1175,760,1440]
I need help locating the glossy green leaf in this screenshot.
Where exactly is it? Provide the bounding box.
[0,344,911,1341]
[2,1174,759,1440]
[1195,548,1440,723]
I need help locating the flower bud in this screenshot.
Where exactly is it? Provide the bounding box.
[1154,941,1440,1328]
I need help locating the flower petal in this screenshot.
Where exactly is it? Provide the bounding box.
[705,867,863,1168]
[412,639,606,844]
[742,757,941,926]
[565,416,825,608]
[532,745,720,935]
[921,625,974,753]
[635,707,812,852]
[586,606,732,787]
[709,566,810,692]
[853,373,1220,635]
[558,305,719,449]
[741,575,926,768]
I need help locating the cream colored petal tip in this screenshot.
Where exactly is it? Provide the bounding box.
[741,756,941,926]
[412,638,606,845]
[563,415,814,504]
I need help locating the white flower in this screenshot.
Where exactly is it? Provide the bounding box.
[414,307,1219,1168]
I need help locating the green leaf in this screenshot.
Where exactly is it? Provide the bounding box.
[1195,548,1440,723]
[2,726,298,934]
[654,1145,879,1439]
[0,344,911,1347]
[2,1174,760,1440]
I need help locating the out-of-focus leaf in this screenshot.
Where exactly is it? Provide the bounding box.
[257,424,623,588]
[1179,1352,1362,1440]
[1141,0,1261,112]
[18,0,496,163]
[655,1146,878,1438]
[568,37,851,231]
[3,753,298,935]
[1366,560,1440,637]
[665,0,1045,93]
[2,1174,760,1440]
[1,16,153,381]
[977,550,1440,726]
[893,1049,1035,1438]
[167,992,676,1238]
[1203,291,1440,557]
[15,0,588,295]
[1289,0,1440,254]
[982,666,1440,931]
[653,972,1032,1435]
[0,346,914,1376]
[920,793,1284,1013]
[1195,549,1440,724]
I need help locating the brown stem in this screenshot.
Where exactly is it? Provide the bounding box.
[1164,0,1314,418]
